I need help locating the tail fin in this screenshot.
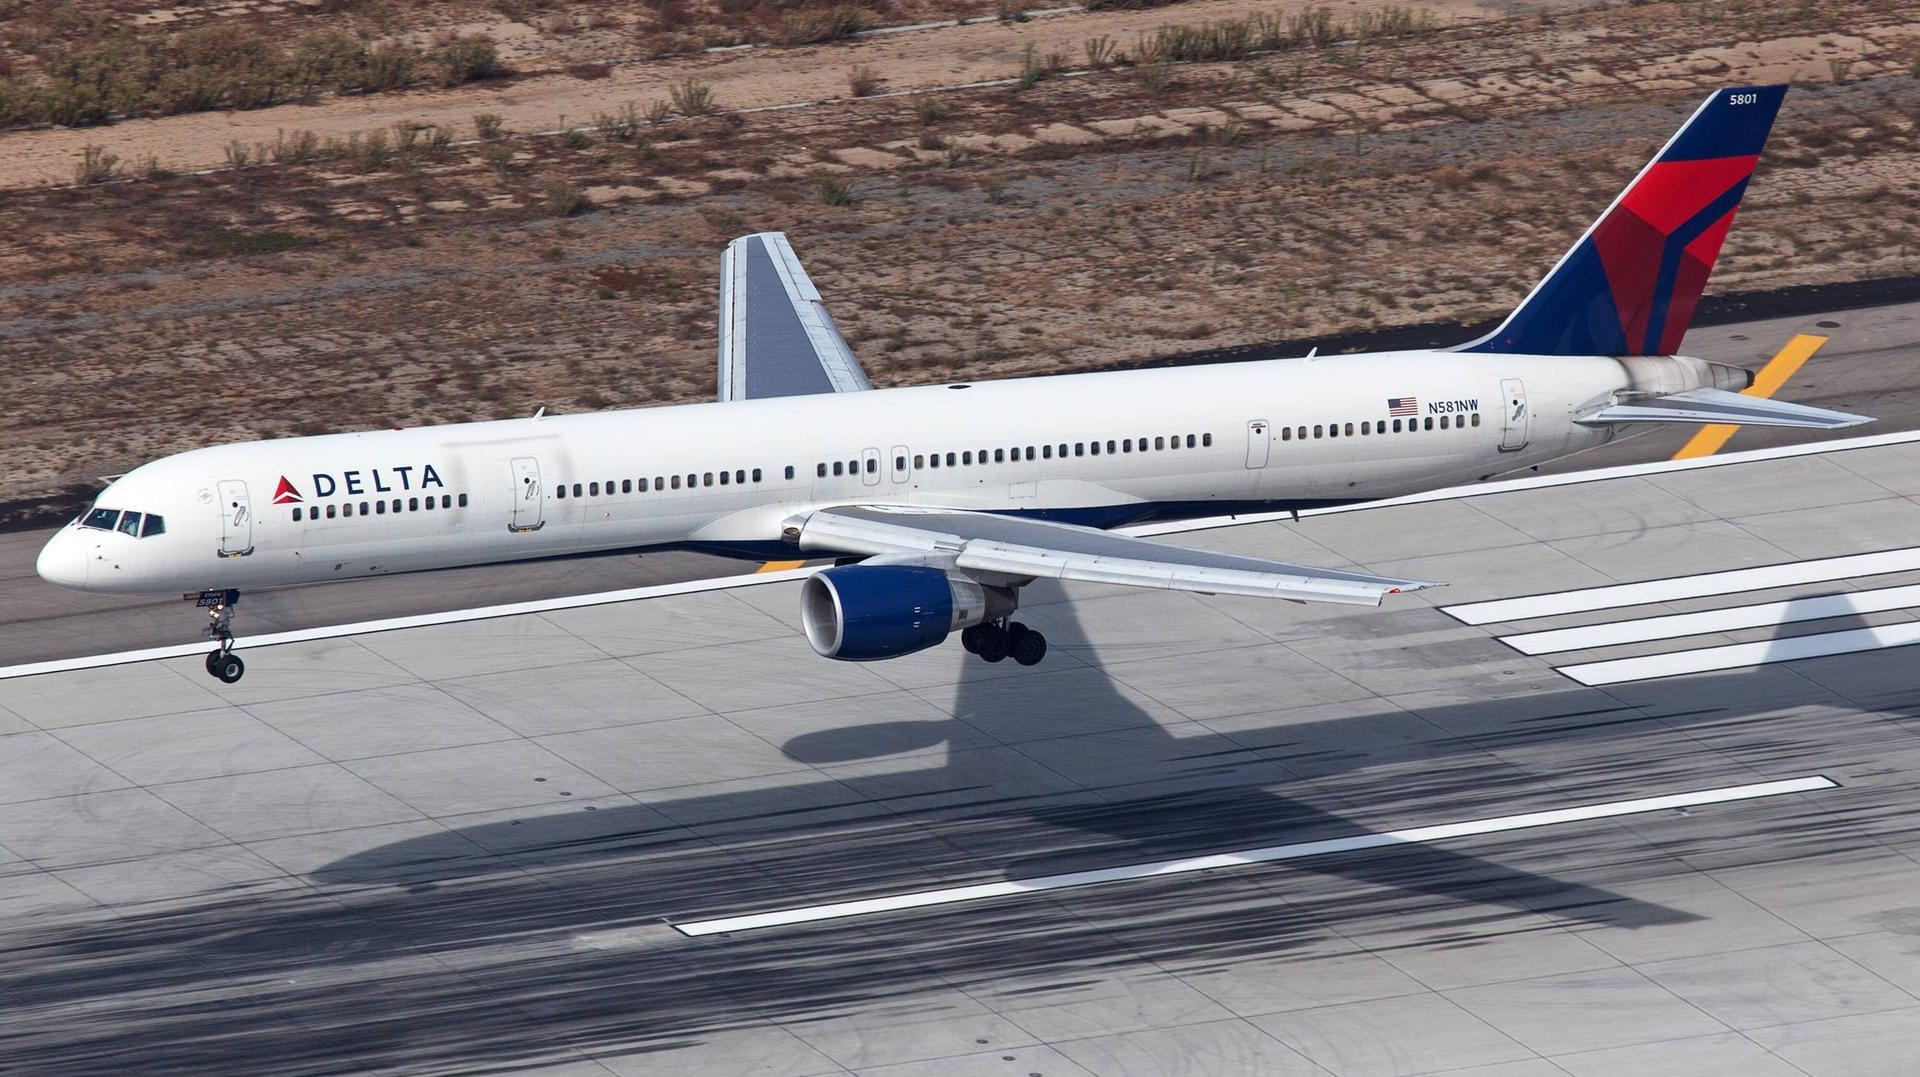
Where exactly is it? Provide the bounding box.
[1458,85,1787,357]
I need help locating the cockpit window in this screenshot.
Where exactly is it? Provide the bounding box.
[82,507,120,531]
[142,514,165,538]
[117,511,143,537]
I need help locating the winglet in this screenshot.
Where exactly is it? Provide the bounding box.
[717,232,874,402]
[1457,86,1788,357]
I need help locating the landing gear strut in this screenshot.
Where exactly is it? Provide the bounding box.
[193,589,245,683]
[960,619,1048,666]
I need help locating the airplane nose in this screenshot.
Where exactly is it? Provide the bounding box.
[35,532,89,589]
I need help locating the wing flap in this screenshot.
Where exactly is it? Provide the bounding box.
[717,232,874,402]
[796,506,1440,606]
[1577,387,1869,430]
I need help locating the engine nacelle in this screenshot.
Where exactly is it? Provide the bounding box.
[801,565,999,661]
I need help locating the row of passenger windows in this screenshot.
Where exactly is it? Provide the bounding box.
[291,493,467,521]
[554,466,792,499]
[81,507,165,538]
[819,432,1216,477]
[1283,413,1480,440]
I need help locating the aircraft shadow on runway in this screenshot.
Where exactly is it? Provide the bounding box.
[3,592,1894,1076]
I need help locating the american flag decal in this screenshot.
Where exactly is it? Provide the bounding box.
[1387,397,1419,417]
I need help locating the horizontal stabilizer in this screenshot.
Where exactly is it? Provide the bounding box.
[795,506,1441,606]
[1577,388,1870,430]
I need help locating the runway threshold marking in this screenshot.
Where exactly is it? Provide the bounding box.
[1672,333,1829,460]
[669,775,1837,936]
[1442,546,1920,625]
[1502,583,1920,656]
[1560,624,1920,685]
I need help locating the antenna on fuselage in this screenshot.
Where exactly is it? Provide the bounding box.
[532,407,545,422]
[1304,347,1318,361]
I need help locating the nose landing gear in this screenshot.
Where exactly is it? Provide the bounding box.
[960,619,1048,666]
[193,589,245,683]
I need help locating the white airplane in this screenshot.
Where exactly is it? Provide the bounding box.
[39,84,1864,683]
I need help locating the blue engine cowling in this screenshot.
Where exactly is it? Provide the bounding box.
[802,565,982,660]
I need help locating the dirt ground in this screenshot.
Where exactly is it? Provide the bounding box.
[2,0,1918,520]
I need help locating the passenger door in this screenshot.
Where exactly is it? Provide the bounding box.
[217,479,252,556]
[510,457,545,531]
[1245,420,1271,469]
[1500,378,1530,452]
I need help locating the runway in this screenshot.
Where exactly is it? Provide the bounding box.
[6,302,1920,1075]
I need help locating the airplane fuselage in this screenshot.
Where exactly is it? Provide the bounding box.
[39,348,1639,595]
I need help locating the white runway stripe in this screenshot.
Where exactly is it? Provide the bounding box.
[1444,548,1920,626]
[672,775,1837,936]
[0,566,819,681]
[1502,583,1920,655]
[1558,625,1920,686]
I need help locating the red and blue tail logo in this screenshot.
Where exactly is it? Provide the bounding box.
[1460,85,1787,357]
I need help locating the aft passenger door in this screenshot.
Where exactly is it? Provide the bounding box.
[509,457,545,532]
[1499,378,1530,452]
[217,479,252,556]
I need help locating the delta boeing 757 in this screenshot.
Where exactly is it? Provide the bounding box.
[38,85,1865,683]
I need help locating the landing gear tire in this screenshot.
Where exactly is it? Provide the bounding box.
[212,653,245,684]
[1010,623,1048,667]
[975,623,1010,663]
[960,624,983,654]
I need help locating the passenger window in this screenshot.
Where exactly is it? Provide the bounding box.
[817,463,827,478]
[719,471,729,486]
[423,496,435,511]
[1186,435,1197,448]
[737,470,746,483]
[1440,414,1450,429]
[1472,413,1481,427]
[1089,441,1100,456]
[442,495,453,508]
[703,473,713,487]
[457,494,468,507]
[865,459,876,474]
[1425,417,1434,430]
[1058,444,1068,457]
[1155,437,1165,450]
[752,469,762,482]
[360,501,371,515]
[1281,427,1292,441]
[83,508,119,531]
[620,479,630,494]
[1345,423,1354,436]
[1122,440,1132,453]
[143,514,165,537]
[1106,440,1116,454]
[1392,419,1402,433]
[557,485,567,500]
[653,477,664,491]
[1314,425,1323,438]
[687,474,697,488]
[1042,445,1052,459]
[292,507,303,522]
[914,455,925,469]
[945,452,956,467]
[1074,443,1085,457]
[994,449,1004,463]
[375,500,386,515]
[568,483,580,498]
[343,503,354,517]
[671,475,682,489]
[833,461,844,476]
[409,497,419,511]
[590,482,599,497]
[1361,422,1370,435]
[392,499,402,513]
[783,466,794,480]
[928,455,940,469]
[1202,433,1212,447]
[963,451,973,466]
[325,505,337,519]
[1297,427,1306,440]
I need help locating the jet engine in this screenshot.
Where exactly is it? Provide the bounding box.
[800,565,1007,660]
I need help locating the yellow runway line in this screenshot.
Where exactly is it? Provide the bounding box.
[1671,333,1829,460]
[758,560,806,573]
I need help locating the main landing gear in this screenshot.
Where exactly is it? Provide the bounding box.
[960,619,1048,666]
[193,589,245,683]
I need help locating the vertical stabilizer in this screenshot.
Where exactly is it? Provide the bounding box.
[1457,85,1787,357]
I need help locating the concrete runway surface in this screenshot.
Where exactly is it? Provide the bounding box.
[2,299,1920,1075]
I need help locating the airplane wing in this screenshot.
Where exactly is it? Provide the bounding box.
[792,505,1440,605]
[717,232,873,402]
[1577,388,1869,430]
